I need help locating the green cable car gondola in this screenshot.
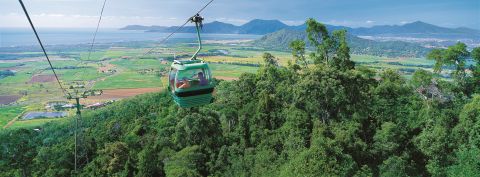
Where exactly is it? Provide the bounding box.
[168,14,215,108]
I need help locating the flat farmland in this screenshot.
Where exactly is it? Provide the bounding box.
[92,72,163,89]
[28,74,57,83]
[9,118,62,129]
[0,95,21,105]
[84,87,162,103]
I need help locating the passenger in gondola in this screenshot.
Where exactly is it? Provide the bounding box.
[198,72,208,86]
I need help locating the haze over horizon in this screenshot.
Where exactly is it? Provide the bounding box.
[0,0,479,29]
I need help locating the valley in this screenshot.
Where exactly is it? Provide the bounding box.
[0,38,449,130]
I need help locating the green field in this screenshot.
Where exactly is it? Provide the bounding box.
[8,118,63,129]
[0,106,25,128]
[57,67,108,81]
[111,58,169,70]
[0,63,21,68]
[93,72,163,89]
[210,63,258,77]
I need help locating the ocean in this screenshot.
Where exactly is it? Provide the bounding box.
[0,28,261,47]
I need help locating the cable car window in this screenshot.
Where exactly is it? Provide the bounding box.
[176,68,209,89]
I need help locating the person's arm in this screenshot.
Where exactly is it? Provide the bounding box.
[179,80,191,89]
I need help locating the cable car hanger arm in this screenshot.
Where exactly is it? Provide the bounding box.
[190,14,204,61]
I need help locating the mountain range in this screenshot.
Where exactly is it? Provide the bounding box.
[121,19,480,38]
[121,20,479,57]
[121,19,289,35]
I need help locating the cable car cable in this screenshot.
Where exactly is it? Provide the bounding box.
[77,0,107,87]
[86,0,107,61]
[142,0,214,56]
[18,0,67,96]
[143,20,190,56]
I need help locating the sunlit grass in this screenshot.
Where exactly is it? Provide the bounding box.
[112,58,169,70]
[209,63,258,78]
[0,106,24,128]
[93,72,163,89]
[9,118,64,129]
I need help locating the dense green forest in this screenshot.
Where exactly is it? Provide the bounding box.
[1,19,480,177]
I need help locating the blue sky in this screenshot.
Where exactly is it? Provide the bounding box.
[0,0,479,29]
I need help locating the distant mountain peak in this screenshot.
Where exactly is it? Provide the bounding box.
[206,21,237,27]
[250,19,283,22]
[408,21,428,24]
[210,21,231,24]
[402,21,436,27]
[243,19,287,26]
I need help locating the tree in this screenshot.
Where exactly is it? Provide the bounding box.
[289,40,308,69]
[331,30,355,70]
[282,106,312,153]
[379,156,413,177]
[262,52,279,66]
[33,142,73,177]
[136,145,164,177]
[427,42,469,85]
[447,147,480,177]
[174,111,223,150]
[453,95,480,147]
[279,123,356,177]
[164,146,206,177]
[471,47,480,63]
[372,69,411,123]
[372,122,406,160]
[103,142,130,176]
[411,69,433,89]
[306,18,332,64]
[415,105,457,176]
[468,47,480,94]
[306,19,354,70]
[0,129,38,177]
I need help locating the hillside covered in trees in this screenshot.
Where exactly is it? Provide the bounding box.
[1,19,480,177]
[253,29,431,57]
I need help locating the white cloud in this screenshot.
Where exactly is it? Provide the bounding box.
[366,20,375,24]
[33,13,66,17]
[282,20,305,26]
[213,18,248,25]
[0,13,184,28]
[326,20,353,26]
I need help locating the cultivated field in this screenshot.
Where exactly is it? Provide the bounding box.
[0,95,21,105]
[28,75,56,83]
[84,88,162,104]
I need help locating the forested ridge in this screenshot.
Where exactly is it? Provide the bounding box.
[254,29,430,58]
[1,19,480,177]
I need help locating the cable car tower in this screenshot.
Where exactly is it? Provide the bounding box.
[64,81,102,173]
